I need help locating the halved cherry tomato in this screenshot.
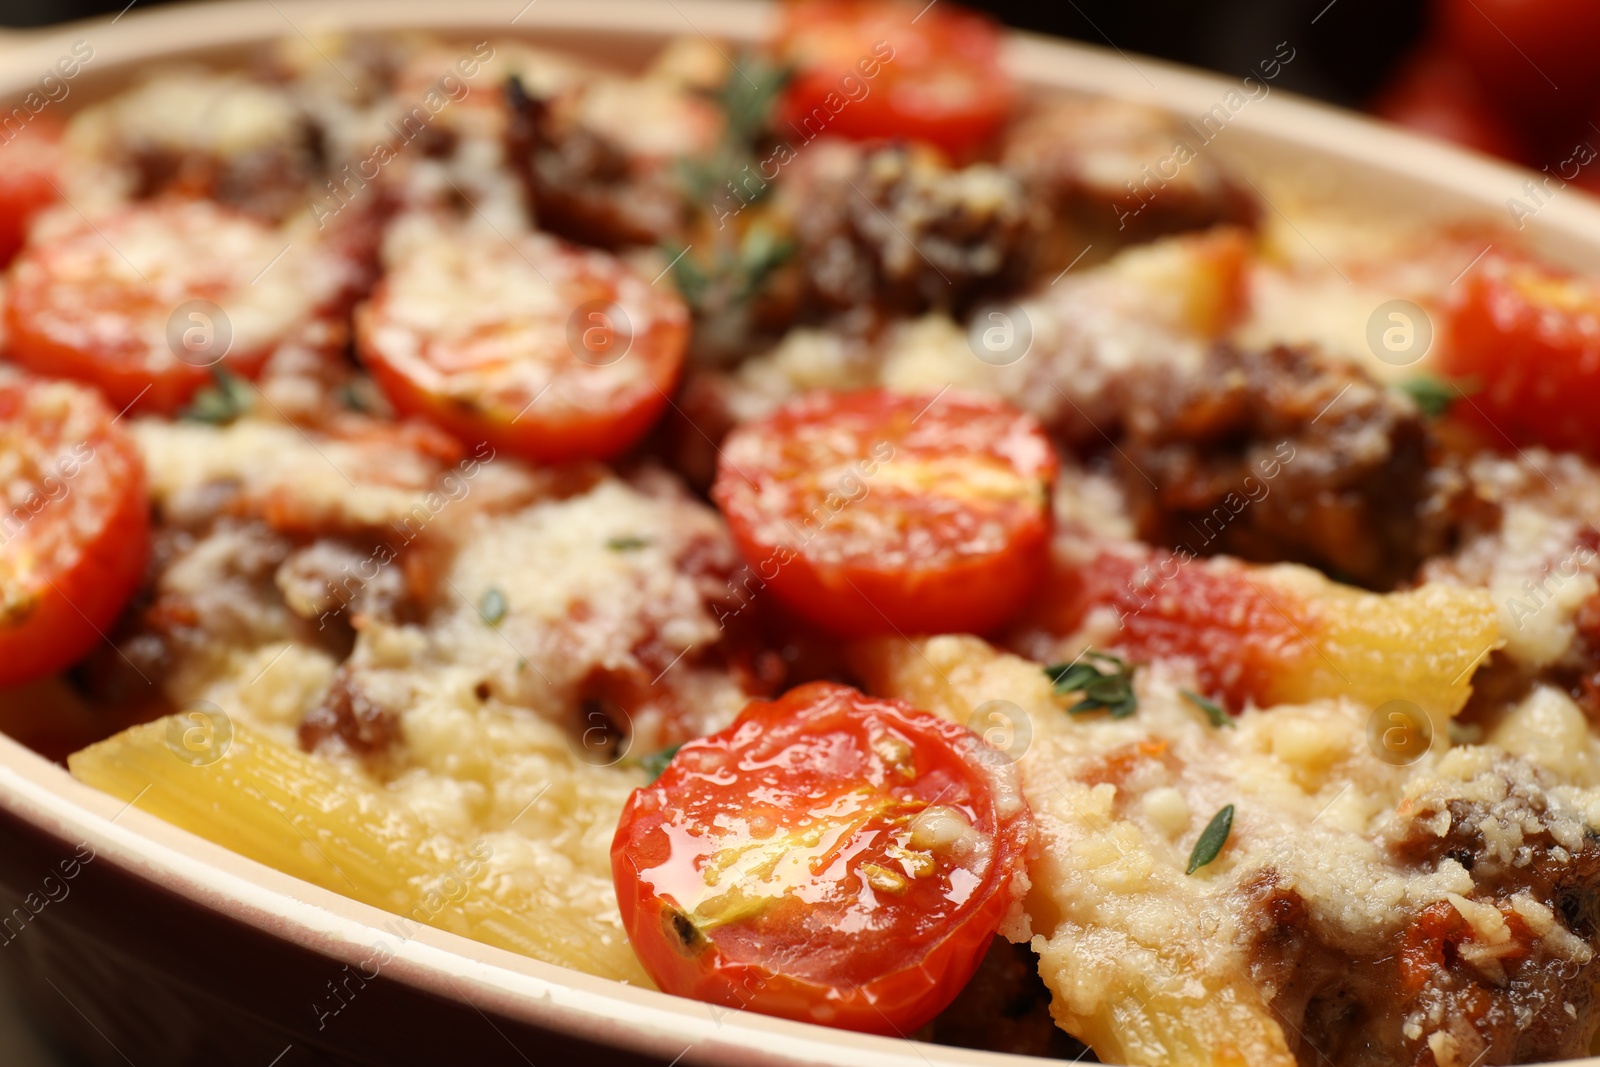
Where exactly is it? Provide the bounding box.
[1014,547,1310,712]
[1442,249,1600,456]
[0,372,149,687]
[712,389,1058,638]
[773,0,1013,160]
[5,198,332,414]
[611,681,1030,1034]
[0,116,62,268]
[355,219,688,463]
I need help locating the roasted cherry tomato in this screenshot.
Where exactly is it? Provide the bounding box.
[774,0,1013,160]
[712,389,1058,638]
[0,372,149,687]
[0,117,62,268]
[355,219,689,463]
[1433,0,1600,139]
[5,198,334,414]
[1015,548,1309,712]
[1370,47,1528,164]
[611,681,1030,1034]
[1442,250,1600,456]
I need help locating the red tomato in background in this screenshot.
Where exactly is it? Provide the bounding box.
[712,389,1058,639]
[774,0,1013,160]
[1433,0,1600,140]
[1371,46,1530,163]
[0,117,62,268]
[0,372,149,687]
[1442,249,1600,456]
[612,681,1031,1034]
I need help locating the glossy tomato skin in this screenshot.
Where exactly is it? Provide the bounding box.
[4,199,335,415]
[774,0,1012,160]
[713,389,1058,638]
[1442,251,1600,456]
[355,226,689,464]
[612,682,1030,1034]
[0,374,149,687]
[0,117,62,267]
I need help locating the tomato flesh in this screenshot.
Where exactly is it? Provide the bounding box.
[0,117,62,268]
[611,681,1030,1034]
[4,199,337,415]
[1017,548,1312,712]
[773,0,1013,160]
[712,389,1058,638]
[0,373,149,686]
[1442,250,1600,457]
[356,220,688,463]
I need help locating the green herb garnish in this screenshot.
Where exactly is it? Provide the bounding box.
[607,536,651,552]
[180,367,253,425]
[1044,650,1138,719]
[639,742,684,783]
[1398,372,1471,418]
[1186,804,1234,875]
[479,587,508,627]
[1181,689,1233,729]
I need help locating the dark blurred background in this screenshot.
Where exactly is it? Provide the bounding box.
[0,0,1428,108]
[27,0,1600,178]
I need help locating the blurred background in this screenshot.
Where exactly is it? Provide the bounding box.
[4,0,1598,184]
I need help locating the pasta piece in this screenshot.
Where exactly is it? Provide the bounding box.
[69,717,649,985]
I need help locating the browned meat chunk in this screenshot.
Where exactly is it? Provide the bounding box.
[1116,344,1462,589]
[299,664,402,762]
[1003,97,1257,267]
[503,75,693,249]
[1251,755,1600,1067]
[781,141,1038,316]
